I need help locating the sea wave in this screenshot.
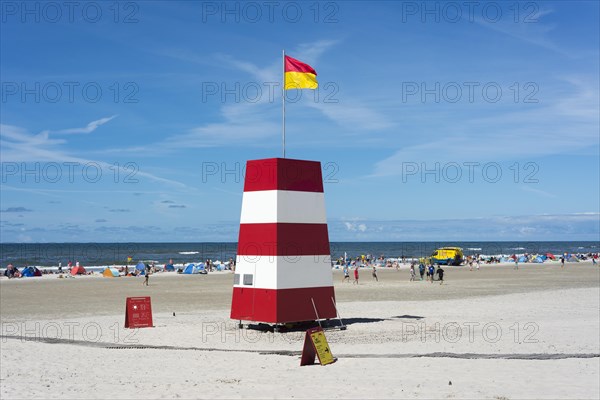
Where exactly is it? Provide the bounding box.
[179,251,199,255]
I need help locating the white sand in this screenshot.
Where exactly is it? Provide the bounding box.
[1,262,599,399]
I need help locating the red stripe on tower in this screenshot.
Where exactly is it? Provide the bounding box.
[231,158,336,324]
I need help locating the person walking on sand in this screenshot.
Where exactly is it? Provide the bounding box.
[144,264,150,286]
[342,265,350,283]
[410,264,416,281]
[428,264,435,283]
[436,266,445,285]
[560,256,565,268]
[514,258,519,270]
[372,265,378,282]
[419,263,425,281]
[353,265,359,285]
[476,259,480,271]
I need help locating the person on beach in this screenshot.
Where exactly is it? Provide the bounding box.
[436,266,445,285]
[353,266,359,285]
[4,264,16,279]
[342,265,350,283]
[372,265,378,281]
[428,265,435,283]
[409,265,416,281]
[476,259,480,271]
[560,256,565,268]
[144,264,150,286]
[514,258,519,270]
[419,263,425,281]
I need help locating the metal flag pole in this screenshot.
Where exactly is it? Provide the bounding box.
[282,49,286,158]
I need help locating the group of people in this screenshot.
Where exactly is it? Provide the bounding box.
[341,262,445,285]
[409,263,445,284]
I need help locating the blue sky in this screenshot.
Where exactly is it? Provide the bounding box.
[1,1,598,242]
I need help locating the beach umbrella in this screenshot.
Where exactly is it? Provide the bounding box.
[546,253,556,260]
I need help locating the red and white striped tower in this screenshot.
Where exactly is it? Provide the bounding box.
[230,158,337,324]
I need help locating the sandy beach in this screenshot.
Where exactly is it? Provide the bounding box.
[1,261,599,399]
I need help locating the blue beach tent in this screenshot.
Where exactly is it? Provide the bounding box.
[21,266,42,277]
[164,264,175,271]
[518,256,528,263]
[183,264,197,274]
[135,262,146,275]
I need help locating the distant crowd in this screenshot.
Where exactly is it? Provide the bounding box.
[333,251,599,285]
[2,257,237,279]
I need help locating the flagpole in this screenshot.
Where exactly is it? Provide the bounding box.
[282,49,286,158]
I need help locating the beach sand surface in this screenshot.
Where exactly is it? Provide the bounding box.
[1,262,599,399]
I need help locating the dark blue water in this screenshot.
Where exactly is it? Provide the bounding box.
[1,241,597,268]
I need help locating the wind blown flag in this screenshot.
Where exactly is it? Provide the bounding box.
[284,55,318,90]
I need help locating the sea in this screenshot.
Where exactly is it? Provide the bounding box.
[1,241,598,270]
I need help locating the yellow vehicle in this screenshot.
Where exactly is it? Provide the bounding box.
[430,247,464,266]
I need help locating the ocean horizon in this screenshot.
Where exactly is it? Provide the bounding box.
[2,241,598,269]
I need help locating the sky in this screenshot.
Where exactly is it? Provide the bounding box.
[1,1,599,243]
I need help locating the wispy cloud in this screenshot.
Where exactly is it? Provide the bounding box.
[372,75,599,177]
[142,40,391,149]
[1,207,33,213]
[329,213,600,241]
[0,121,189,188]
[49,115,118,135]
[474,7,569,55]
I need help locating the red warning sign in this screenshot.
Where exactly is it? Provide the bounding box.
[125,296,153,328]
[300,327,336,366]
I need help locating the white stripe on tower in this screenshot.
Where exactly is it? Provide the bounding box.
[240,190,327,224]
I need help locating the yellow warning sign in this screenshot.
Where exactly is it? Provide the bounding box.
[309,329,335,365]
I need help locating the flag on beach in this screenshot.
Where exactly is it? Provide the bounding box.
[284,55,318,90]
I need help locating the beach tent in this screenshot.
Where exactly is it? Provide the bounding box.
[70,266,86,275]
[518,256,528,263]
[135,262,146,275]
[183,264,201,274]
[21,266,42,277]
[164,264,175,272]
[532,256,544,263]
[546,253,556,260]
[102,267,120,277]
[567,255,579,262]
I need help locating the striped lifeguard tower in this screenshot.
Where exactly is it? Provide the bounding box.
[230,158,340,328]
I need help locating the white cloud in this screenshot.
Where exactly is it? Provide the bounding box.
[0,122,188,188]
[372,76,599,177]
[51,115,118,135]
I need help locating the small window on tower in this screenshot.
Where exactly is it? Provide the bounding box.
[233,274,240,285]
[243,274,253,286]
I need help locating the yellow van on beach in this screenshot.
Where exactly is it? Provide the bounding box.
[429,247,464,266]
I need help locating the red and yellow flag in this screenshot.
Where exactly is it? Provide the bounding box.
[284,55,318,90]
